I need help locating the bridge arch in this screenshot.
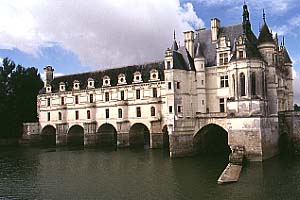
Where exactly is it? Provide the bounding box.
[193,124,231,156]
[41,125,56,146]
[67,125,84,146]
[97,123,117,147]
[129,123,150,148]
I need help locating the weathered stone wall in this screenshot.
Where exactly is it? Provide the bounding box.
[21,123,41,145]
[260,117,279,160]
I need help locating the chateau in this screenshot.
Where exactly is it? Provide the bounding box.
[23,4,296,161]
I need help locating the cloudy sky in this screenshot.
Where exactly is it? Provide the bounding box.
[0,0,299,103]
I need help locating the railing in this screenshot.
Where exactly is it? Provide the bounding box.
[196,112,227,118]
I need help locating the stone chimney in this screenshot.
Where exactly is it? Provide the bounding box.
[44,65,54,87]
[211,18,220,42]
[184,31,194,58]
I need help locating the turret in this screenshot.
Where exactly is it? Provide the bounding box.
[44,66,54,87]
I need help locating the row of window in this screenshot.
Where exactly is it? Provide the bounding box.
[46,105,182,121]
[167,82,181,90]
[220,72,257,97]
[47,88,160,107]
[56,70,160,92]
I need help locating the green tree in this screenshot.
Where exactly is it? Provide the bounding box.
[0,58,43,138]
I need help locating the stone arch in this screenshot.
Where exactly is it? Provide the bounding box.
[193,124,231,156]
[129,123,150,148]
[41,125,56,146]
[162,125,169,149]
[67,125,84,146]
[97,123,117,147]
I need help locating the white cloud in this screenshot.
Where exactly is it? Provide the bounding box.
[0,0,204,69]
[272,15,300,36]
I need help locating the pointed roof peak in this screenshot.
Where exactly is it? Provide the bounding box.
[171,30,179,51]
[263,9,266,22]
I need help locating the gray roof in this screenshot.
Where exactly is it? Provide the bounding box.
[195,24,244,67]
[40,61,165,94]
[172,46,195,71]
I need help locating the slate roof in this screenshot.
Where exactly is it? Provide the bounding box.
[195,24,244,67]
[283,47,292,64]
[40,61,165,94]
[172,46,196,71]
[258,22,274,44]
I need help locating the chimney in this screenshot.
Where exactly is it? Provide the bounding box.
[44,65,54,87]
[211,18,220,42]
[184,31,194,58]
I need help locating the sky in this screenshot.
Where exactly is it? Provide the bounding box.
[0,0,299,103]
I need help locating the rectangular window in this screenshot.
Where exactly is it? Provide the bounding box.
[201,80,204,85]
[136,89,140,100]
[239,51,244,59]
[89,94,94,103]
[136,107,141,117]
[152,88,157,98]
[167,61,171,69]
[58,112,62,120]
[220,75,229,88]
[120,90,125,100]
[219,53,228,65]
[177,82,180,89]
[87,110,91,119]
[61,97,64,105]
[105,109,109,118]
[169,106,173,113]
[178,106,182,113]
[75,111,79,120]
[151,107,155,116]
[168,82,172,89]
[202,100,205,105]
[118,108,122,118]
[47,112,50,121]
[75,95,79,104]
[105,92,109,102]
[220,98,225,113]
[47,98,50,107]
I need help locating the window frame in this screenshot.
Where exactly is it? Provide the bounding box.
[136,107,141,117]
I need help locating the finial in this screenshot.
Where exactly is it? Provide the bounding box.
[173,30,176,40]
[283,36,285,46]
[244,0,246,5]
[263,9,266,22]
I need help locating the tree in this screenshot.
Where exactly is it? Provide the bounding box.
[0,58,43,138]
[294,104,300,111]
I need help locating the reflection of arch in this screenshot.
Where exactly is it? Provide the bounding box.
[278,133,289,154]
[193,124,231,155]
[162,125,169,149]
[129,123,150,148]
[97,123,117,147]
[41,125,56,146]
[67,125,84,146]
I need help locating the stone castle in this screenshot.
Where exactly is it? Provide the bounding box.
[23,4,299,161]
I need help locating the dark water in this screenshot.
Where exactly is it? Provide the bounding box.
[1,147,300,200]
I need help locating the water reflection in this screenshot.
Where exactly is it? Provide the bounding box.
[0,147,300,199]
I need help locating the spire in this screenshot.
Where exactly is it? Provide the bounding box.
[171,30,178,51]
[262,9,266,22]
[257,9,274,45]
[242,3,251,34]
[283,36,285,46]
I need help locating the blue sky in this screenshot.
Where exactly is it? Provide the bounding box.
[0,0,299,103]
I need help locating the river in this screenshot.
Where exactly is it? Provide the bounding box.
[0,147,299,200]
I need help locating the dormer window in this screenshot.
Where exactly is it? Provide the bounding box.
[59,82,65,92]
[238,50,244,59]
[150,69,159,81]
[219,53,228,65]
[103,76,111,87]
[73,80,80,90]
[87,78,95,89]
[118,74,126,85]
[46,84,52,93]
[133,71,142,83]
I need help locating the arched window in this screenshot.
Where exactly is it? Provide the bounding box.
[240,73,246,96]
[58,112,62,120]
[251,72,256,96]
[232,74,235,97]
[151,106,155,116]
[87,110,91,119]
